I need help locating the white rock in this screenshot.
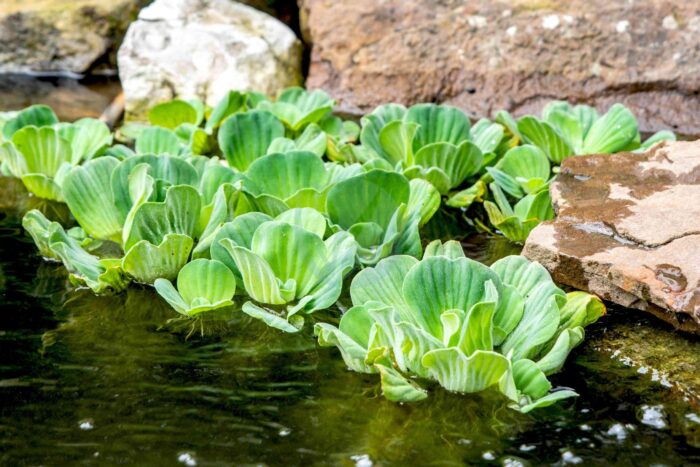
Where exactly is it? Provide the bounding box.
[118,0,302,120]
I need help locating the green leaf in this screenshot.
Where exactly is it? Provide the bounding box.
[512,358,551,399]
[2,105,58,140]
[291,232,357,314]
[517,390,578,413]
[245,151,327,201]
[327,169,410,232]
[315,305,377,373]
[405,104,471,150]
[22,209,60,259]
[205,91,246,131]
[414,141,482,189]
[422,348,509,393]
[501,291,561,361]
[59,118,113,162]
[251,221,327,298]
[582,104,638,154]
[209,212,272,270]
[111,155,199,220]
[0,141,27,177]
[544,108,583,153]
[350,255,418,312]
[535,328,584,375]
[195,163,238,203]
[471,119,504,154]
[558,291,605,330]
[135,127,182,155]
[179,258,235,307]
[402,256,500,337]
[496,145,550,195]
[259,87,334,131]
[360,103,407,159]
[20,173,64,201]
[63,157,123,242]
[148,100,199,129]
[241,302,304,333]
[218,110,285,171]
[154,258,236,316]
[12,126,71,177]
[48,222,129,293]
[221,241,291,305]
[376,360,428,402]
[422,240,465,260]
[378,120,418,165]
[275,207,327,238]
[639,130,675,151]
[122,233,194,284]
[446,179,487,209]
[124,185,201,250]
[457,300,496,355]
[517,116,572,163]
[495,110,521,140]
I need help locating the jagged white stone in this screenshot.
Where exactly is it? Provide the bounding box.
[118,0,302,120]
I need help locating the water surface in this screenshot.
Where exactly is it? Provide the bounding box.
[0,185,698,465]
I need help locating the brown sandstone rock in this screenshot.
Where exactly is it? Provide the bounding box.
[522,140,700,333]
[300,0,700,136]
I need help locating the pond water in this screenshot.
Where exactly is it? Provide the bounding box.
[0,74,121,122]
[0,177,699,466]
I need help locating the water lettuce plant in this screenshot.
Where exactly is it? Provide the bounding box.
[211,208,357,332]
[239,150,363,216]
[325,169,440,265]
[257,87,334,132]
[26,153,243,291]
[315,241,604,412]
[483,184,554,244]
[359,103,491,195]
[498,101,675,162]
[22,209,129,293]
[154,258,236,317]
[0,116,112,201]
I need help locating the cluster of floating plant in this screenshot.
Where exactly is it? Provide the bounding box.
[6,86,663,409]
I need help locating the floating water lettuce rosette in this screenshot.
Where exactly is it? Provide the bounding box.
[315,240,605,412]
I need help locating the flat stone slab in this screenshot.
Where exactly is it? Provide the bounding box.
[523,140,700,333]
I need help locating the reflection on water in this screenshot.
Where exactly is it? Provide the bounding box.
[0,186,699,465]
[0,74,121,121]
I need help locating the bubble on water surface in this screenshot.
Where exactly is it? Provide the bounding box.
[638,405,668,429]
[178,452,197,466]
[561,450,583,464]
[78,419,94,430]
[351,454,372,467]
[606,423,635,441]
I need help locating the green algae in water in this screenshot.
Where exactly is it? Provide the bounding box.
[0,182,699,465]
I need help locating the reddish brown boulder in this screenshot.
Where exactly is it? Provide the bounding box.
[523,140,700,333]
[300,0,700,136]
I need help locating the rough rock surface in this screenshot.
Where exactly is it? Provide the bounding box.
[523,140,700,333]
[118,0,303,121]
[300,0,700,136]
[0,0,145,73]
